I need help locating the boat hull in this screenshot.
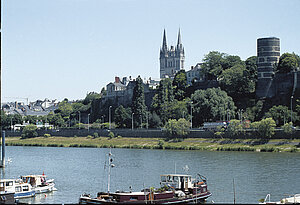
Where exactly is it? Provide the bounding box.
[79,192,212,204]
[14,190,35,199]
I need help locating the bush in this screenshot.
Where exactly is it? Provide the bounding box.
[44,133,51,138]
[21,124,38,139]
[108,131,115,139]
[93,132,99,138]
[165,118,190,138]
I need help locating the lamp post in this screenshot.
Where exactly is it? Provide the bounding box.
[109,106,112,130]
[132,113,134,130]
[146,112,149,129]
[88,114,90,132]
[291,96,294,125]
[78,111,81,129]
[190,101,193,129]
[140,115,142,129]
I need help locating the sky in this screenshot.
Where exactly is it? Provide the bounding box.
[2,0,300,103]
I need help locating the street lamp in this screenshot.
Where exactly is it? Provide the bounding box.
[190,101,193,129]
[88,114,90,132]
[146,112,149,129]
[140,115,142,129]
[78,111,81,129]
[291,96,294,125]
[109,106,112,130]
[132,113,134,130]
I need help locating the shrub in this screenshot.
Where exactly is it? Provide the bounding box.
[93,132,99,138]
[21,124,38,139]
[108,131,115,139]
[158,140,164,149]
[44,133,51,138]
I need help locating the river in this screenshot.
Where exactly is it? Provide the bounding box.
[1,146,299,204]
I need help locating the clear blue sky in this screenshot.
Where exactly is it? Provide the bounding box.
[2,0,300,103]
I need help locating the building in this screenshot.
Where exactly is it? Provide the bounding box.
[159,29,185,79]
[256,37,280,99]
[186,63,205,85]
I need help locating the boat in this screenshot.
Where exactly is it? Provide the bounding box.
[260,193,300,204]
[79,149,212,204]
[0,178,35,199]
[20,174,57,194]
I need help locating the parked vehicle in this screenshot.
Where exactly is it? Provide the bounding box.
[203,122,227,130]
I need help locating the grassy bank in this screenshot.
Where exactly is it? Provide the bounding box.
[4,136,300,152]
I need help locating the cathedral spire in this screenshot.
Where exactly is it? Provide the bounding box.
[177,28,182,46]
[162,29,168,51]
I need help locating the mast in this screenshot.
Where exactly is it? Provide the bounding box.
[107,148,114,194]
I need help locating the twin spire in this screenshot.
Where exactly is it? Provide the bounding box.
[161,28,183,52]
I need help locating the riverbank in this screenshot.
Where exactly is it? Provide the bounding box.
[4,136,300,152]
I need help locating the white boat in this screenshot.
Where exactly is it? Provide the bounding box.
[0,179,35,199]
[20,174,57,194]
[261,193,300,204]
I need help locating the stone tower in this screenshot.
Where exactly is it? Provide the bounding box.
[256,37,280,99]
[159,29,185,79]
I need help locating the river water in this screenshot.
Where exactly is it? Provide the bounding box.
[1,146,299,204]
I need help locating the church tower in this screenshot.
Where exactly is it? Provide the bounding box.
[160,29,185,79]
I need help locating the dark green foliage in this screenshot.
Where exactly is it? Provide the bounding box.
[245,56,258,82]
[173,70,187,101]
[114,105,131,128]
[277,53,299,73]
[264,105,291,126]
[21,124,38,139]
[191,88,236,126]
[131,76,147,128]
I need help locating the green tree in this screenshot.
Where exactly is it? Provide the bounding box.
[226,119,244,137]
[131,76,147,128]
[245,56,258,82]
[173,70,187,101]
[201,51,225,80]
[251,118,276,138]
[165,118,190,138]
[191,88,236,127]
[277,53,299,73]
[114,105,131,128]
[151,78,174,125]
[282,122,294,135]
[221,55,245,70]
[219,64,255,96]
[21,124,38,139]
[83,92,101,105]
[264,105,290,126]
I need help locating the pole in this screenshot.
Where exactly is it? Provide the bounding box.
[190,102,193,129]
[233,178,236,204]
[291,96,293,125]
[1,131,5,168]
[78,111,81,129]
[88,114,90,132]
[109,106,112,130]
[132,113,134,130]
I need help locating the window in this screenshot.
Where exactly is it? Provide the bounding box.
[161,176,166,182]
[173,176,179,182]
[6,181,13,187]
[15,186,21,193]
[0,182,4,187]
[167,176,172,182]
[23,185,29,191]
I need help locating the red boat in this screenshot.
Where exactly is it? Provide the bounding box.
[79,150,212,204]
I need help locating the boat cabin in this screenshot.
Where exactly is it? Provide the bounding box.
[160,174,193,191]
[0,179,15,193]
[21,175,47,187]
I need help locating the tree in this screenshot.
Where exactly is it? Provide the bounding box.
[219,64,255,96]
[173,70,187,101]
[114,105,131,128]
[55,99,73,122]
[226,119,244,137]
[191,88,236,127]
[264,105,290,126]
[277,53,299,73]
[151,78,175,125]
[201,51,225,80]
[83,92,101,105]
[165,118,190,138]
[131,76,147,128]
[221,55,245,70]
[245,56,258,82]
[251,118,276,138]
[21,124,38,139]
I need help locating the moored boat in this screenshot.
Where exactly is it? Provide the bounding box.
[260,193,300,204]
[0,179,35,199]
[79,149,212,204]
[20,174,57,194]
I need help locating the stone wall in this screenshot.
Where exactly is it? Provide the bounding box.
[5,128,300,139]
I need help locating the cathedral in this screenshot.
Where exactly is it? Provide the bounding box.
[159,29,185,79]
